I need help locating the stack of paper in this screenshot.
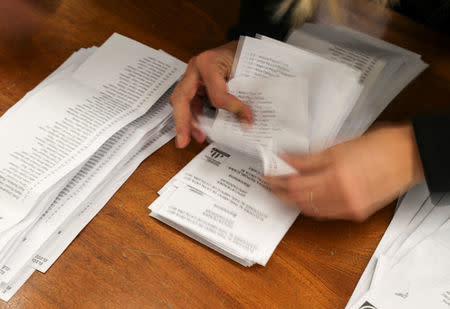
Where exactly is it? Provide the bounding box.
[347,183,450,309]
[150,23,428,268]
[0,33,186,301]
[150,143,300,266]
[201,23,427,157]
[286,23,428,145]
[232,32,363,153]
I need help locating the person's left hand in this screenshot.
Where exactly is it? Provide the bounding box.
[0,1,42,41]
[265,123,425,222]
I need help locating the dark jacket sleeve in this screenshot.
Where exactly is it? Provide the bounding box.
[413,114,450,193]
[227,0,292,41]
[230,0,450,39]
[393,0,450,36]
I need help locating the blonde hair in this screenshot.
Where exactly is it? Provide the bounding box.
[274,0,393,26]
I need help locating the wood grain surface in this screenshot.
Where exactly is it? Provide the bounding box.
[0,0,449,308]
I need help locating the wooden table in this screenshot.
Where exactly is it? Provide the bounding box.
[0,1,449,308]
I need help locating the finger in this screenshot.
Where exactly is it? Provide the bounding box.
[281,151,331,174]
[199,66,252,124]
[191,126,206,143]
[189,95,206,143]
[289,181,347,220]
[191,120,206,143]
[271,189,300,210]
[270,186,321,219]
[265,175,290,192]
[269,172,344,220]
[191,94,204,120]
[170,58,201,148]
[265,174,318,195]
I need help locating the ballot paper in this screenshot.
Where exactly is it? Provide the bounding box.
[347,185,450,309]
[0,33,185,301]
[150,143,300,266]
[351,225,450,309]
[0,266,34,302]
[286,23,428,143]
[199,24,426,158]
[364,223,450,309]
[0,33,184,236]
[232,35,362,152]
[32,122,176,273]
[345,183,429,307]
[0,121,176,302]
[199,76,309,166]
[0,89,175,283]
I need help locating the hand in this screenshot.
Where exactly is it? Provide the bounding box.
[266,124,425,222]
[170,41,253,148]
[0,1,43,42]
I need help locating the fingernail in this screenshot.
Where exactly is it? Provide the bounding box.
[192,130,202,142]
[176,135,185,148]
[238,112,251,125]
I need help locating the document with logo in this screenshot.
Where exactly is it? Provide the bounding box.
[197,76,307,175]
[150,143,300,266]
[150,25,428,269]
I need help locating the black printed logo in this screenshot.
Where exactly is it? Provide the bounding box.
[205,147,230,166]
[210,147,229,159]
[359,301,377,309]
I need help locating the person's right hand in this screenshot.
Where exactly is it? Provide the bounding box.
[265,123,424,222]
[170,41,253,148]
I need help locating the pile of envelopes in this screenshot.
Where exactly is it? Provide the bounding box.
[0,34,186,301]
[150,23,428,267]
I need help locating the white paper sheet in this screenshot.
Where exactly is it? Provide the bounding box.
[33,122,175,272]
[209,76,309,155]
[289,23,427,142]
[150,143,300,266]
[0,33,186,300]
[346,182,429,308]
[0,88,175,283]
[352,223,450,309]
[232,36,362,151]
[0,34,185,234]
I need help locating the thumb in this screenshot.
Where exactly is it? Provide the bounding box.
[281,151,330,174]
[198,58,252,124]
